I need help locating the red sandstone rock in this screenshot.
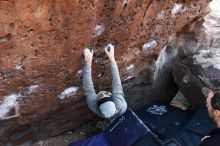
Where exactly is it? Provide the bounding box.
[0,0,210,145]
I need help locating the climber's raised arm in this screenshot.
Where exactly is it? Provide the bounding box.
[105,44,127,117]
[83,48,102,117]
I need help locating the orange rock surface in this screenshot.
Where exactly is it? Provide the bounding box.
[0,0,210,145]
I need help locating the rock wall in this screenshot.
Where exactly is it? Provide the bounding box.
[173,48,220,109]
[172,0,220,109]
[0,0,210,145]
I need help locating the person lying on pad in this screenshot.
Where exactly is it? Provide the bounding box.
[200,89,220,146]
[83,44,127,118]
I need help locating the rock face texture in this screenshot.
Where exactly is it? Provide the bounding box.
[173,0,220,109]
[0,0,211,145]
[173,49,220,109]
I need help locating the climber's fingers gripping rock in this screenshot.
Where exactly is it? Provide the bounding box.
[105,44,115,62]
[84,48,93,66]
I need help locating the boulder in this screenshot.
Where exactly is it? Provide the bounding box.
[173,48,220,109]
[0,0,210,145]
[173,0,220,109]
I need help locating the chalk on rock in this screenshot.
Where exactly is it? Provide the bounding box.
[58,86,79,100]
[142,40,157,52]
[92,23,105,37]
[0,93,22,119]
[171,3,184,15]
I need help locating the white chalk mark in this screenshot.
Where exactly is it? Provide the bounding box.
[28,85,40,94]
[157,11,165,19]
[124,76,133,81]
[15,64,23,70]
[126,64,134,71]
[76,69,83,80]
[92,23,105,37]
[171,3,183,15]
[123,0,129,6]
[142,40,157,52]
[97,74,102,78]
[58,86,79,100]
[0,93,21,119]
[77,70,83,76]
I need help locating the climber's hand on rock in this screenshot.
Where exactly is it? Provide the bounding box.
[84,48,93,67]
[208,90,214,99]
[105,44,115,62]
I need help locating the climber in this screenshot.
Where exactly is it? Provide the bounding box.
[200,89,220,146]
[82,44,127,118]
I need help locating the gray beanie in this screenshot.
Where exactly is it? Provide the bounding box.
[99,101,116,118]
